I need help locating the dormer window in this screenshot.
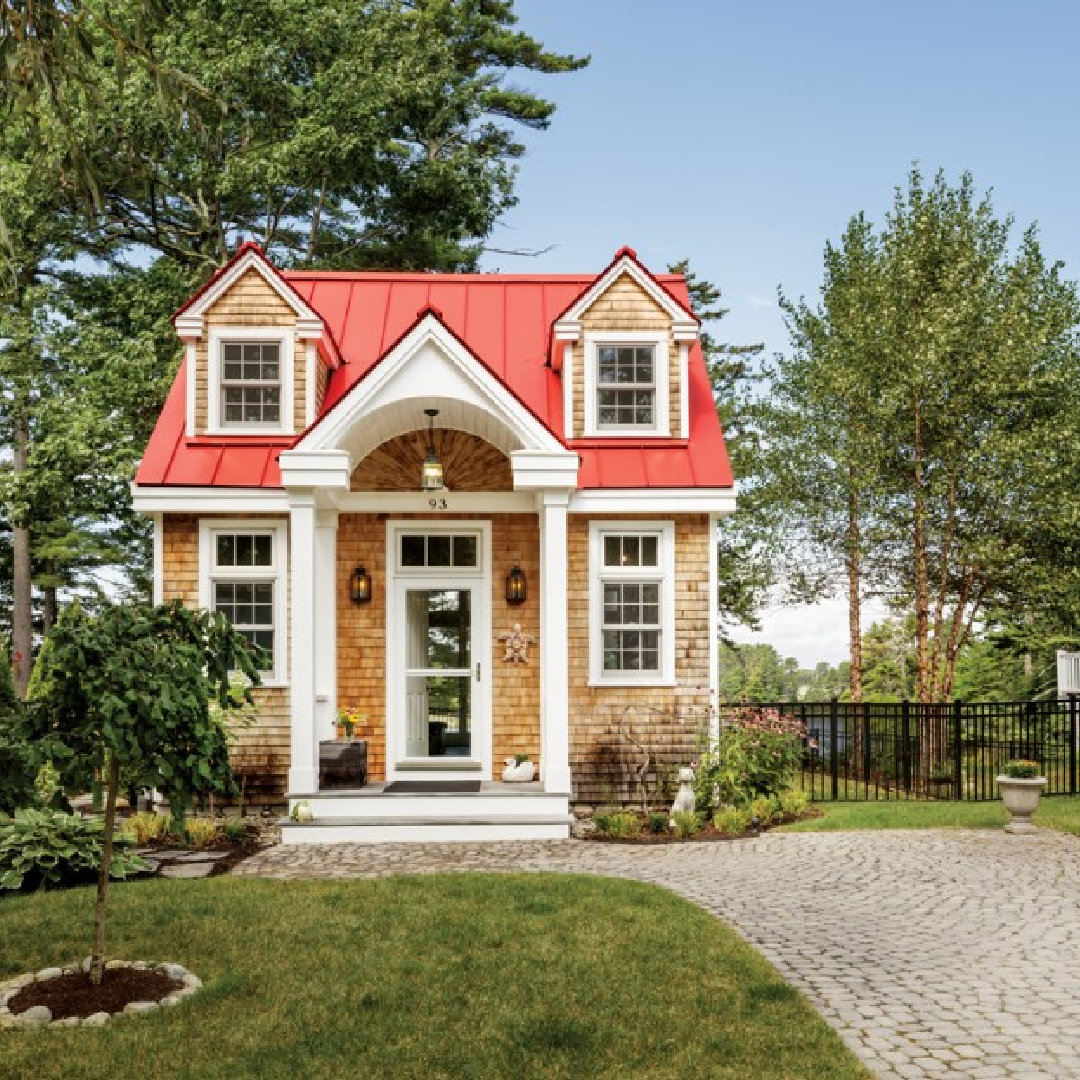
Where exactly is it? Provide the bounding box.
[222,342,281,425]
[597,345,654,429]
[206,327,294,434]
[583,331,670,437]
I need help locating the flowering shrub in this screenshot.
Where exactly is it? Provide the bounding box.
[1001,759,1041,779]
[694,707,810,813]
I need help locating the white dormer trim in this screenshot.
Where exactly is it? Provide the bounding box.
[288,313,578,492]
[583,330,670,438]
[177,247,324,334]
[553,254,699,340]
[207,326,295,436]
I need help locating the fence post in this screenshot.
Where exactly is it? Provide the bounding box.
[829,697,839,801]
[953,699,963,801]
[901,699,911,795]
[1070,696,1078,796]
[862,701,872,797]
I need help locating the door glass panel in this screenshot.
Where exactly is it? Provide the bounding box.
[405,589,472,758]
[427,535,452,567]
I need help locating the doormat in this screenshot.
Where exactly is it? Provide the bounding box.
[383,780,481,794]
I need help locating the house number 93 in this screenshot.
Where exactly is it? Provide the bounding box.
[428,497,449,511]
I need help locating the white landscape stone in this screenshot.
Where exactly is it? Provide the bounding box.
[18,1005,53,1027]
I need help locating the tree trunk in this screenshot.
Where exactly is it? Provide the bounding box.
[912,400,930,702]
[42,581,57,637]
[11,385,32,700]
[847,483,863,704]
[90,756,121,986]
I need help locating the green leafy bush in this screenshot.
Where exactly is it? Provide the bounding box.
[0,722,38,816]
[712,807,752,836]
[223,819,248,843]
[778,786,810,817]
[695,708,809,813]
[594,811,641,838]
[646,811,668,834]
[0,809,149,892]
[671,811,702,838]
[750,795,778,827]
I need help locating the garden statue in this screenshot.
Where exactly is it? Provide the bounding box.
[670,766,696,822]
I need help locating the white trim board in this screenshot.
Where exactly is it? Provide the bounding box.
[582,330,670,438]
[206,326,295,436]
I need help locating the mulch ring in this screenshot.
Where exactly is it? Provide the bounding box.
[585,808,822,844]
[0,961,202,1029]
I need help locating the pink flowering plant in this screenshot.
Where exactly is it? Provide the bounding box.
[694,707,811,812]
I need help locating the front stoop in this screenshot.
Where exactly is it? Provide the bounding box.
[281,785,572,843]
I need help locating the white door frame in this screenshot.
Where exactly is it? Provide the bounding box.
[385,520,492,781]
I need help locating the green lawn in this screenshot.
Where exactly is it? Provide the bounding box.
[0,874,870,1080]
[779,794,1080,833]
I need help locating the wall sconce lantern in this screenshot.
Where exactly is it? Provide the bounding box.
[420,408,444,491]
[505,565,527,604]
[350,566,372,604]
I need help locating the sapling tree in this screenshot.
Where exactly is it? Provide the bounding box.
[28,600,261,985]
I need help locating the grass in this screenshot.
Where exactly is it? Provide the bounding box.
[778,794,1080,833]
[0,874,871,1080]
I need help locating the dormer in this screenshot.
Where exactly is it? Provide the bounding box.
[552,248,699,441]
[172,243,334,438]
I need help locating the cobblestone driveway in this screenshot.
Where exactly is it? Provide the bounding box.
[235,829,1080,1080]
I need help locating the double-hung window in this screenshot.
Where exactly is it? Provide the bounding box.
[589,522,675,686]
[221,341,281,425]
[199,520,288,683]
[583,332,670,437]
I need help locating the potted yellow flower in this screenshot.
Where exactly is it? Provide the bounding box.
[997,759,1046,834]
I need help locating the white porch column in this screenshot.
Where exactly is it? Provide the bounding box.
[539,490,572,793]
[314,510,339,741]
[708,512,720,743]
[288,491,319,795]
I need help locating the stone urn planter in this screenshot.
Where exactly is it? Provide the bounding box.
[997,770,1046,834]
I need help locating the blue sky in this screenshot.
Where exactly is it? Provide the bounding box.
[481,0,1080,666]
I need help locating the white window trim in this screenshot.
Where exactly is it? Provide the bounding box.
[583,331,670,437]
[198,518,289,686]
[588,520,676,687]
[207,326,295,435]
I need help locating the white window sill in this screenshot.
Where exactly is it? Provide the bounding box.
[586,677,677,690]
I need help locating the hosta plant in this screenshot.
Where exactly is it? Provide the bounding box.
[0,809,149,892]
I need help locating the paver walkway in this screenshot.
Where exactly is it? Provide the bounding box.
[234,829,1080,1080]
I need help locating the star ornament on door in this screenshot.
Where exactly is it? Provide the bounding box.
[498,623,535,664]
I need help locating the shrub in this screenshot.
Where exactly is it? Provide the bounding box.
[0,722,37,815]
[594,811,641,838]
[183,817,221,847]
[223,819,248,843]
[695,707,809,813]
[712,807,752,836]
[749,794,778,827]
[778,786,810,817]
[0,809,149,891]
[646,811,668,834]
[119,811,172,845]
[671,810,702,838]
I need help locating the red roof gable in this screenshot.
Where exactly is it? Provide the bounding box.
[137,256,734,491]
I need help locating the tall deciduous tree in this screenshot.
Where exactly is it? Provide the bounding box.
[763,167,1080,707]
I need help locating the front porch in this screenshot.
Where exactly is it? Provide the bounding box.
[281,781,572,843]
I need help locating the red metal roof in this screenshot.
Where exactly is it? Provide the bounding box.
[137,253,734,491]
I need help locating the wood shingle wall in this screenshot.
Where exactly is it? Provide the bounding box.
[350,430,513,492]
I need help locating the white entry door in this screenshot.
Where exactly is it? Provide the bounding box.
[388,524,490,779]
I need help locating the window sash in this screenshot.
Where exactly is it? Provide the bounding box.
[596,344,656,430]
[601,580,661,673]
[220,341,282,426]
[213,580,275,671]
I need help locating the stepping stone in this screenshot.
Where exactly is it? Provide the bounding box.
[160,862,215,879]
[173,851,230,862]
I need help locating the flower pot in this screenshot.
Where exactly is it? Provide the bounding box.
[997,775,1046,833]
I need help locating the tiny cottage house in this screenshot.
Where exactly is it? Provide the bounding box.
[133,244,735,841]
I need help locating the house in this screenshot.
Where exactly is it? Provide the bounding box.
[132,243,735,841]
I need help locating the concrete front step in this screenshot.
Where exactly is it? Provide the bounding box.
[280,815,572,844]
[288,793,569,821]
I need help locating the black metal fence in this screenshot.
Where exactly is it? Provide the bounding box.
[723,700,1080,802]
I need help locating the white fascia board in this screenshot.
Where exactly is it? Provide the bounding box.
[510,450,580,490]
[569,489,737,514]
[553,322,581,341]
[183,248,323,327]
[560,256,699,327]
[672,323,699,342]
[277,449,352,490]
[131,485,291,514]
[337,491,536,513]
[297,315,564,456]
[175,316,204,339]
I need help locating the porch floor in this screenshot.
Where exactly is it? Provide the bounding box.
[287,781,546,799]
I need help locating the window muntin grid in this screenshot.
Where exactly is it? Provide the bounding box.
[597,344,655,429]
[220,341,281,425]
[602,581,661,672]
[213,581,275,670]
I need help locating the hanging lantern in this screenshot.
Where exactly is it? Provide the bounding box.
[506,565,527,604]
[421,408,444,491]
[350,566,372,603]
